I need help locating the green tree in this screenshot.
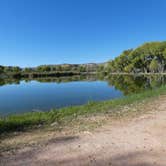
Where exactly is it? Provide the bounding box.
[12,66,21,72]
[105,41,166,73]
[37,66,51,72]
[79,66,86,72]
[23,68,33,72]
[149,59,159,73]
[0,66,4,74]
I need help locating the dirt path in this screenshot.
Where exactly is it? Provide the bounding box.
[1,96,166,166]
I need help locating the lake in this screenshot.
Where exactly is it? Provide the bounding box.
[0,75,165,116]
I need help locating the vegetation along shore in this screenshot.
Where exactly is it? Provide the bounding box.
[0,84,166,136]
[0,41,166,165]
[0,41,166,79]
[0,41,166,135]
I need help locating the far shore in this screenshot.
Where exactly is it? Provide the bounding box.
[0,72,166,80]
[108,72,166,75]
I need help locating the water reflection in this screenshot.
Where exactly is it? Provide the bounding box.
[0,74,165,95]
[0,74,165,115]
[106,74,166,95]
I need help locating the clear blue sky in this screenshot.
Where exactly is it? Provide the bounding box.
[0,0,166,67]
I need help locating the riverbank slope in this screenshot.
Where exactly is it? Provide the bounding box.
[1,94,166,166]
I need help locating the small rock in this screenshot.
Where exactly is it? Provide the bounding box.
[50,122,58,127]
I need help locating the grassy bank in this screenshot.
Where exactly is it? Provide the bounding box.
[0,85,166,134]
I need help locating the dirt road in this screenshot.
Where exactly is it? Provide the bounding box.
[1,96,166,166]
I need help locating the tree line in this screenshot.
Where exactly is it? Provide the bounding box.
[103,41,166,74]
[0,41,166,77]
[0,63,99,78]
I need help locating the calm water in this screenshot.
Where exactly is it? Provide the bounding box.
[0,75,165,116]
[0,80,122,116]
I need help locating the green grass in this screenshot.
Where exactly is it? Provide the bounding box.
[0,85,166,134]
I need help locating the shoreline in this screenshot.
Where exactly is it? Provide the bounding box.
[1,72,166,79]
[0,92,166,165]
[1,85,166,135]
